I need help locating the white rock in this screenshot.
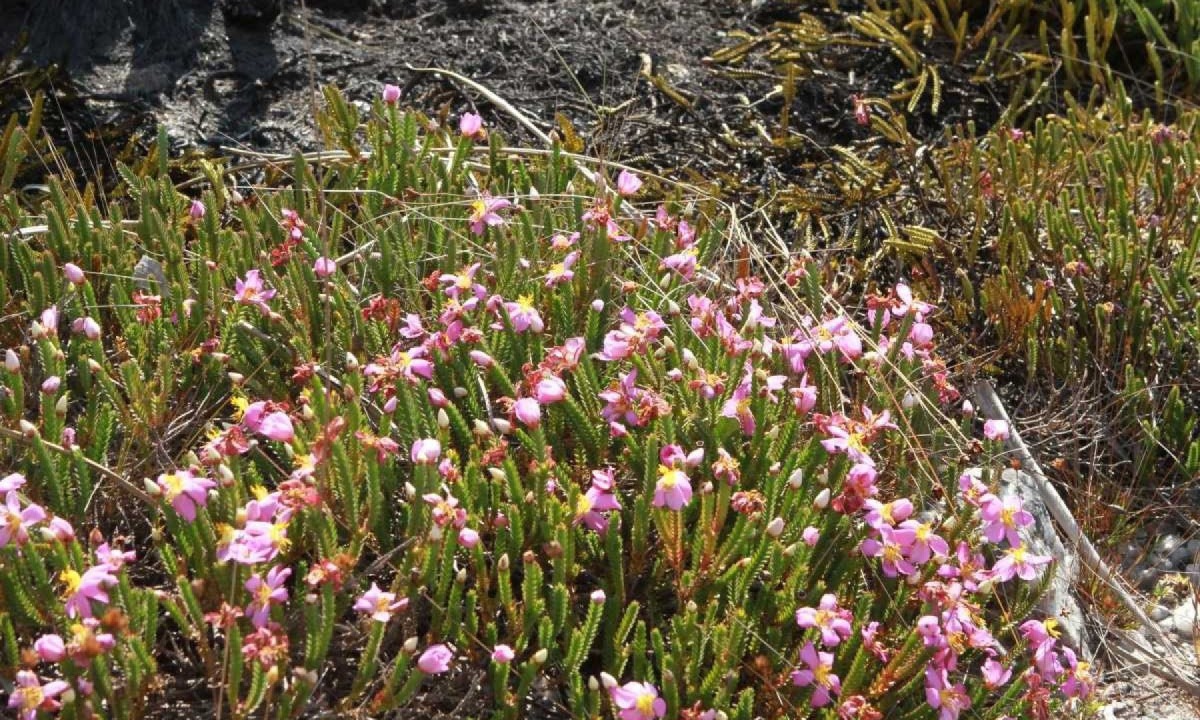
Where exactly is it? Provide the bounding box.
[1171,601,1196,638]
[1149,604,1171,622]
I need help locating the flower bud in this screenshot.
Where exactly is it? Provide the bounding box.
[487,468,506,482]
[498,553,510,571]
[588,676,599,691]
[437,408,450,429]
[788,468,804,489]
[454,386,468,398]
[902,391,918,409]
[403,637,419,654]
[590,589,606,604]
[190,199,206,220]
[600,672,617,689]
[591,299,604,312]
[19,419,38,437]
[344,352,359,371]
[473,419,493,437]
[55,394,68,416]
[63,263,86,285]
[531,648,548,665]
[4,348,19,372]
[41,375,60,394]
[813,487,831,510]
[766,517,785,538]
[492,418,512,435]
[962,399,975,417]
[228,372,245,386]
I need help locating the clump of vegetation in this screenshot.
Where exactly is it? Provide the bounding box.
[0,89,1091,718]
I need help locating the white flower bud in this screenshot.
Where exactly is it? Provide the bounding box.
[902,391,918,409]
[345,352,360,372]
[454,386,469,398]
[532,648,548,664]
[788,468,804,489]
[228,372,245,386]
[600,672,617,689]
[813,487,831,509]
[766,517,785,538]
[473,419,493,437]
[487,467,506,481]
[403,637,419,654]
[19,419,38,437]
[588,676,599,691]
[492,418,512,435]
[437,408,450,429]
[4,348,18,372]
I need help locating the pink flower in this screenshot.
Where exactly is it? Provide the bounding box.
[1,491,45,547]
[544,251,578,287]
[354,582,407,622]
[243,401,294,442]
[982,419,1009,441]
[8,670,69,720]
[492,644,515,664]
[610,681,666,720]
[802,526,820,546]
[616,169,643,197]
[156,470,216,523]
[424,492,466,528]
[0,472,26,493]
[313,256,336,278]
[721,379,756,436]
[411,438,441,465]
[468,349,495,367]
[244,565,292,628]
[575,468,622,532]
[859,525,918,577]
[417,643,453,674]
[660,246,698,279]
[897,519,949,564]
[190,199,206,220]
[1059,647,1093,698]
[34,634,66,662]
[62,563,118,619]
[991,545,1051,582]
[513,397,541,427]
[235,270,277,316]
[504,295,545,333]
[862,498,913,530]
[795,594,853,647]
[468,193,511,235]
[791,642,841,707]
[459,112,485,140]
[382,83,401,104]
[924,667,971,720]
[980,494,1033,547]
[653,464,692,510]
[64,262,86,285]
[441,262,486,300]
[982,656,1012,689]
[95,542,136,571]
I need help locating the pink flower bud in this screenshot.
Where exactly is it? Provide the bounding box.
[4,349,18,373]
[457,527,480,548]
[417,644,452,674]
[513,397,541,427]
[35,634,67,662]
[590,589,606,604]
[313,257,336,278]
[382,83,401,104]
[428,387,449,407]
[411,438,441,465]
[73,317,102,340]
[459,112,484,139]
[41,376,61,394]
[63,263,85,285]
[491,644,515,664]
[983,419,1010,442]
[802,526,820,546]
[190,199,206,220]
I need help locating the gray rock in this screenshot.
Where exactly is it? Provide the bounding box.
[1154,533,1183,558]
[1149,604,1171,622]
[1171,601,1196,638]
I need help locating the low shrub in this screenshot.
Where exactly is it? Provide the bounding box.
[0,89,1091,719]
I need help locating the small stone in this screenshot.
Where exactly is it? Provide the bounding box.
[1149,604,1171,621]
[1157,615,1176,634]
[1171,601,1196,638]
[1135,566,1159,589]
[1154,533,1183,558]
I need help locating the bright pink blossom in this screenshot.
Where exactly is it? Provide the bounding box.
[234,269,276,315]
[244,565,291,628]
[791,641,841,707]
[1,491,45,547]
[492,644,515,663]
[354,582,407,622]
[616,169,642,197]
[796,594,853,647]
[610,681,666,720]
[8,670,69,720]
[468,193,510,235]
[243,401,294,442]
[382,83,401,104]
[980,494,1033,547]
[411,438,441,465]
